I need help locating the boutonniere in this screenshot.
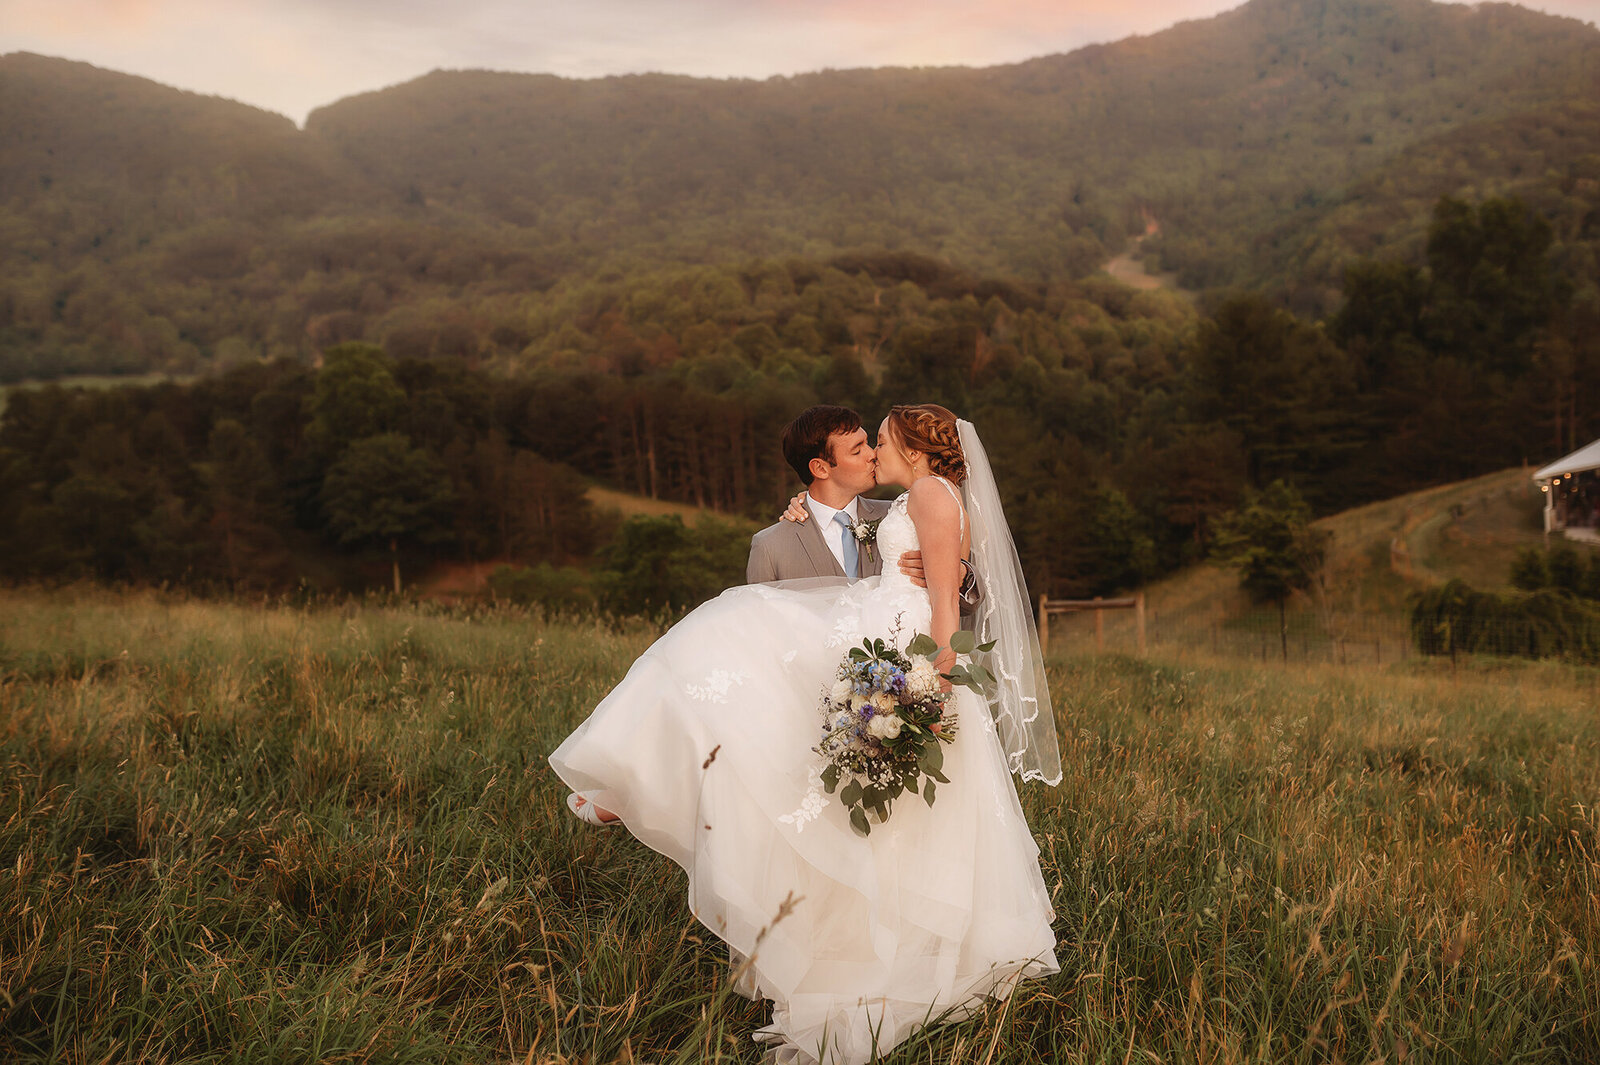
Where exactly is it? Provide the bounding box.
[849,517,883,561]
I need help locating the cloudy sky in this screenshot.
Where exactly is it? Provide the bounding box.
[4,0,1598,125]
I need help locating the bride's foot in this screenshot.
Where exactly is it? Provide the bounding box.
[566,792,620,825]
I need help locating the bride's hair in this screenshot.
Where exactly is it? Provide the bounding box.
[887,404,966,485]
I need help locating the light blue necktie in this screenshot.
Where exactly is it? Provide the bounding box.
[833,511,859,579]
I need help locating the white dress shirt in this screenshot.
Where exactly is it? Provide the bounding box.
[805,495,860,576]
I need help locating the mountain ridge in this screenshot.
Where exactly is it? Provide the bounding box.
[2,0,1597,379]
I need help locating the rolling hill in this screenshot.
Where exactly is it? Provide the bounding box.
[1076,466,1560,660]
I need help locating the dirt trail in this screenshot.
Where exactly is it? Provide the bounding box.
[1102,212,1184,293]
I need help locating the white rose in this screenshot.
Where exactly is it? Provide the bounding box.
[867,713,904,740]
[869,692,896,716]
[903,659,941,700]
[831,678,854,705]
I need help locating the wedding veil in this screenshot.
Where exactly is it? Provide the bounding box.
[957,419,1062,786]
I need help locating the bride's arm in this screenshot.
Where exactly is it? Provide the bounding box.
[905,480,965,675]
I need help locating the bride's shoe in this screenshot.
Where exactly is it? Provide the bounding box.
[566,792,620,825]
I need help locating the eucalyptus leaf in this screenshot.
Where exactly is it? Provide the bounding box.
[923,779,936,805]
[949,630,976,655]
[978,639,998,652]
[840,780,862,807]
[907,634,938,657]
[850,807,870,837]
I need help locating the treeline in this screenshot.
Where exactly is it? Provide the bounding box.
[0,348,596,592]
[3,194,1597,605]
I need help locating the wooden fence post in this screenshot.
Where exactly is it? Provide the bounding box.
[1135,592,1146,655]
[1039,593,1050,653]
[1093,596,1104,652]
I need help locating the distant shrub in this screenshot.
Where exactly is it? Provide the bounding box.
[486,563,596,617]
[1505,544,1600,599]
[593,515,749,620]
[1509,547,1549,591]
[1549,545,1585,593]
[1411,579,1600,662]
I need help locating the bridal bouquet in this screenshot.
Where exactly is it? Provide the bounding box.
[816,630,995,836]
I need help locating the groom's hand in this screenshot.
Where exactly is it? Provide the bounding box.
[900,554,976,595]
[899,551,927,587]
[780,492,810,523]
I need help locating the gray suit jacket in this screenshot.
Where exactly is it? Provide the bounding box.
[746,497,893,584]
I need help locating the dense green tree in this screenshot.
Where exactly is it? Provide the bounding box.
[303,343,406,456]
[320,432,456,593]
[1425,196,1568,376]
[203,418,289,587]
[1213,480,1331,660]
[594,515,748,618]
[1188,294,1359,491]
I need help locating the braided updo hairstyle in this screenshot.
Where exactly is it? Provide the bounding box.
[886,404,967,486]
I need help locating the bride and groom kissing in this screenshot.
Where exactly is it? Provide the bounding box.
[747,405,979,615]
[551,402,1060,1064]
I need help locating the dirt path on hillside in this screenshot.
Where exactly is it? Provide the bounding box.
[1102,212,1186,293]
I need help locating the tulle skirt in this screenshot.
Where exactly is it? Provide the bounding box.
[548,576,1058,1064]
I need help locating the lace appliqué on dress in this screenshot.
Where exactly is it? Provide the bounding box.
[777,764,827,833]
[686,669,749,703]
[825,616,864,649]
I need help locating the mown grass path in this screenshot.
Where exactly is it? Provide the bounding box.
[1,589,1595,1062]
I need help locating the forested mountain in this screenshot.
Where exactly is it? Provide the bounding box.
[2,0,1598,382]
[305,0,1599,295]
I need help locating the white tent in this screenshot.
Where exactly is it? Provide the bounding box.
[1534,437,1600,540]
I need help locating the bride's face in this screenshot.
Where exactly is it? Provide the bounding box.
[873,418,915,487]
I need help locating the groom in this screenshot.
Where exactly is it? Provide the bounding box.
[748,405,888,583]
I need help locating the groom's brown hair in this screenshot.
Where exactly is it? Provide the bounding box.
[782,405,863,485]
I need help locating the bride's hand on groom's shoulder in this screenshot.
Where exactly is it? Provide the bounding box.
[780,492,809,523]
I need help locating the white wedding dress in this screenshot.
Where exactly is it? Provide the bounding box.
[549,481,1058,1064]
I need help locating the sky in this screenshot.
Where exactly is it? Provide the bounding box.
[3,0,1599,126]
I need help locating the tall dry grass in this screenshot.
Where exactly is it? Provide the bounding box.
[1,587,1595,1062]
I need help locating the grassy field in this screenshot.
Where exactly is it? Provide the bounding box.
[583,486,756,530]
[1,588,1596,1063]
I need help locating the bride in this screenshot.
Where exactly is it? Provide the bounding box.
[549,404,1061,1064]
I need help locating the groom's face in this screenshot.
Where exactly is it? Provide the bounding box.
[820,427,878,496]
